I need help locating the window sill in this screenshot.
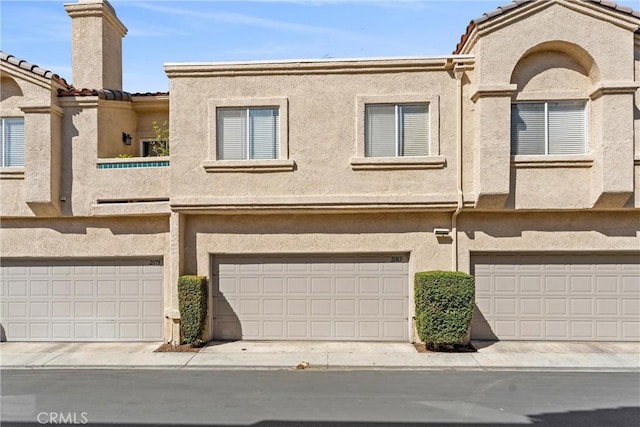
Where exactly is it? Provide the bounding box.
[511,154,594,169]
[350,156,446,170]
[0,167,25,180]
[202,159,296,173]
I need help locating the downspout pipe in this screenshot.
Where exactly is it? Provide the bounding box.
[452,65,465,272]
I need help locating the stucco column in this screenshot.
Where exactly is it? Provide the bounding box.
[589,83,638,208]
[166,211,185,343]
[64,0,127,90]
[471,85,517,209]
[21,105,63,216]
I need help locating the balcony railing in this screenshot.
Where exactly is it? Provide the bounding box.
[96,157,170,169]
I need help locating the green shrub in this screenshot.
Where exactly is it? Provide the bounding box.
[178,275,208,345]
[414,271,475,347]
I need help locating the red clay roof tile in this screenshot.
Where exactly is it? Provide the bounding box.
[454,0,640,54]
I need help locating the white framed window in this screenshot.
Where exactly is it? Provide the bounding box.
[511,101,587,155]
[217,107,279,160]
[365,104,429,157]
[0,118,25,167]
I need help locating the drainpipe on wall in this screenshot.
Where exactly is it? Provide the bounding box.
[451,65,466,272]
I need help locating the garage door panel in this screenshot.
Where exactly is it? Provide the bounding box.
[213,255,408,341]
[472,253,640,341]
[622,322,640,339]
[520,320,542,339]
[0,259,163,341]
[622,276,640,293]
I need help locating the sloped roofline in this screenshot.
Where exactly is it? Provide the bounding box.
[454,0,640,54]
[1,51,168,98]
[0,51,71,88]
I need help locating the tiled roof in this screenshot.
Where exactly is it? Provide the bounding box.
[454,0,640,53]
[57,88,131,100]
[1,51,167,99]
[56,89,169,99]
[130,91,170,97]
[0,51,71,88]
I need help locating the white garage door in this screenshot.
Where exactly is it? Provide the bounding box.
[213,254,409,341]
[0,259,164,341]
[472,253,640,341]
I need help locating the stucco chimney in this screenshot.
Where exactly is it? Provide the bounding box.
[64,0,127,90]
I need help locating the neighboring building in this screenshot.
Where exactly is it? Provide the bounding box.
[1,0,638,343]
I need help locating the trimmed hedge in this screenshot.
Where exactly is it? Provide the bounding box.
[178,275,208,345]
[414,271,475,347]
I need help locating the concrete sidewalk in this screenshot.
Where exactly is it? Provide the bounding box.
[1,340,638,371]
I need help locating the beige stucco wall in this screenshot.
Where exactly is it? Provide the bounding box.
[508,167,592,209]
[97,101,136,158]
[1,93,170,218]
[134,106,169,156]
[473,3,633,84]
[56,97,169,217]
[166,2,638,212]
[0,68,63,217]
[457,211,640,274]
[65,1,126,91]
[0,73,53,114]
[168,65,461,207]
[468,1,638,209]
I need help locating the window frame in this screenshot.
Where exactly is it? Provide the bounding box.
[1,117,25,168]
[216,107,280,161]
[365,103,430,158]
[204,97,293,173]
[352,94,444,170]
[511,100,588,156]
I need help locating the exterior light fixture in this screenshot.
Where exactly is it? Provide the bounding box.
[433,228,451,236]
[122,133,132,145]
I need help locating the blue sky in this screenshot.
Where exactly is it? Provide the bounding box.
[2,0,639,93]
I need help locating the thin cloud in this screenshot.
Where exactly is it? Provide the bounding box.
[130,2,371,40]
[127,27,191,37]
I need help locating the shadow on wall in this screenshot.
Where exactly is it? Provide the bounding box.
[210,275,242,341]
[469,304,498,342]
[59,108,80,217]
[460,211,639,238]
[0,217,169,235]
[188,213,448,236]
[0,76,23,101]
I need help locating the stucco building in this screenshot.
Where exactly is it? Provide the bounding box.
[1,0,639,343]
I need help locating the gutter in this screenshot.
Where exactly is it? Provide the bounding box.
[451,65,466,272]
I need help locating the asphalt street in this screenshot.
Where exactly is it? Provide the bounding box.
[1,370,638,426]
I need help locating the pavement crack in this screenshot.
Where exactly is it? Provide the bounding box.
[182,352,199,369]
[42,353,63,367]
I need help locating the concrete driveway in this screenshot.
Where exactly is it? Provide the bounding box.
[0,340,638,371]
